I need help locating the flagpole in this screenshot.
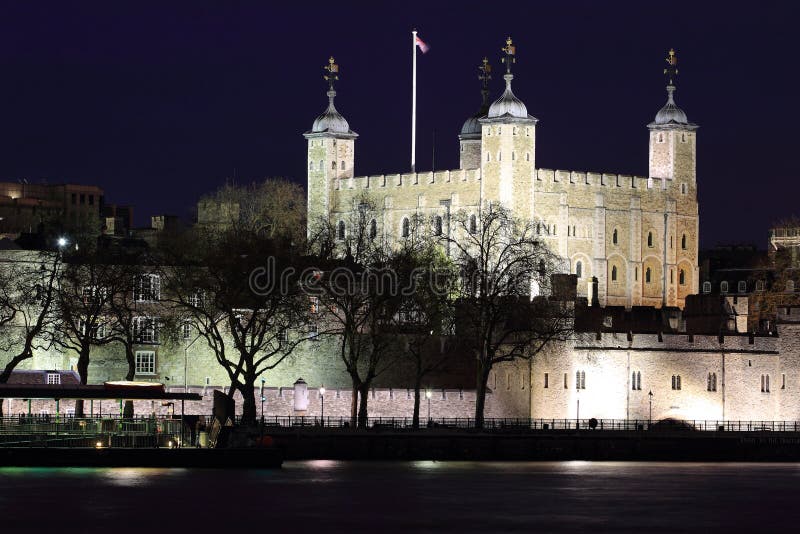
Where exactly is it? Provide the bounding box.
[411,29,417,173]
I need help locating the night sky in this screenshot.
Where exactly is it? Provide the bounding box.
[0,1,797,248]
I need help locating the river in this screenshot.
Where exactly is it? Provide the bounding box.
[0,461,798,532]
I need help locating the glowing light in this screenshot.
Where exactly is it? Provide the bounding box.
[95,441,103,449]
[57,237,68,248]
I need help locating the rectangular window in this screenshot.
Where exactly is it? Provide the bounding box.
[80,193,85,205]
[88,195,94,206]
[544,373,549,389]
[782,373,786,390]
[277,330,288,344]
[563,373,568,389]
[135,351,156,375]
[133,316,159,344]
[46,373,60,385]
[134,274,161,302]
[308,323,318,339]
[181,322,191,340]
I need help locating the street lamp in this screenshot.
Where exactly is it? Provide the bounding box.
[319,385,326,426]
[57,237,68,249]
[648,390,654,426]
[576,388,580,430]
[260,378,266,423]
[425,389,432,424]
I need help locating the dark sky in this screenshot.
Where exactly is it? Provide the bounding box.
[0,1,797,248]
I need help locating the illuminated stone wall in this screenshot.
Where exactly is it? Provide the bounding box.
[532,331,783,422]
[312,117,699,310]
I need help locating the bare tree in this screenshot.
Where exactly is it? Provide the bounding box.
[0,250,61,416]
[391,239,456,428]
[310,198,404,428]
[444,203,574,428]
[51,253,119,417]
[196,178,306,244]
[161,229,311,425]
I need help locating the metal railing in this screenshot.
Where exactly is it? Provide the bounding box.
[0,415,186,448]
[250,415,800,433]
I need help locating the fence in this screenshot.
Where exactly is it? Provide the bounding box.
[253,415,800,433]
[0,415,186,448]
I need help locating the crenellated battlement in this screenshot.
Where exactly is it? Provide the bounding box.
[573,331,778,353]
[336,168,482,191]
[536,169,676,191]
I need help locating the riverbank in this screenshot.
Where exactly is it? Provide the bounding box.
[269,428,800,462]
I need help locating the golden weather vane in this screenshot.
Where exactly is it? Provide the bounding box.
[502,36,516,74]
[324,56,339,90]
[664,48,678,85]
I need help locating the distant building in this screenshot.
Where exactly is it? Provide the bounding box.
[0,181,104,237]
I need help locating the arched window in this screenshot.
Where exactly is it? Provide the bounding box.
[575,261,583,279]
[647,232,653,247]
[434,215,443,236]
[681,183,688,194]
[645,267,652,284]
[318,160,323,171]
[469,214,477,234]
[486,152,490,162]
[756,280,765,292]
[340,160,346,170]
[309,161,314,171]
[679,269,686,285]
[575,371,585,390]
[761,374,770,393]
[721,281,729,293]
[707,372,717,392]
[497,151,502,161]
[681,234,687,250]
[612,229,618,245]
[611,265,617,282]
[526,153,530,162]
[401,217,410,238]
[336,221,346,241]
[703,281,711,293]
[369,219,377,240]
[787,280,795,293]
[635,267,639,281]
[658,133,663,143]
[331,161,336,170]
[738,280,747,293]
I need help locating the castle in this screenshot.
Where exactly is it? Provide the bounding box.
[5,41,800,427]
[305,42,699,309]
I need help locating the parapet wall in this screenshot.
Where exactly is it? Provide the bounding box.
[335,167,679,194]
[338,168,481,191]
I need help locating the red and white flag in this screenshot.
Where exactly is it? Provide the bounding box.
[415,35,430,54]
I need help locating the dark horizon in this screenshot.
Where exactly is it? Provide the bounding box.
[0,1,797,248]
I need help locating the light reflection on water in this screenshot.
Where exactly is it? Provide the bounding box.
[0,462,798,531]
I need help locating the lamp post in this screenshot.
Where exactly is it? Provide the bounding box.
[319,385,326,426]
[576,388,580,430]
[425,389,432,424]
[260,378,266,424]
[648,390,654,427]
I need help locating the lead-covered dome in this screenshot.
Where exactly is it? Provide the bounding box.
[311,90,350,134]
[653,85,688,125]
[487,74,528,119]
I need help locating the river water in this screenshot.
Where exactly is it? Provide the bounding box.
[0,461,798,532]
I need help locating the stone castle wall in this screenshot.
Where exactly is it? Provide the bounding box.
[532,331,784,422]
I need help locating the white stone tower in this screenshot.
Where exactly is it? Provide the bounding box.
[304,56,358,235]
[646,49,700,307]
[648,49,698,182]
[458,57,492,170]
[479,37,537,219]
